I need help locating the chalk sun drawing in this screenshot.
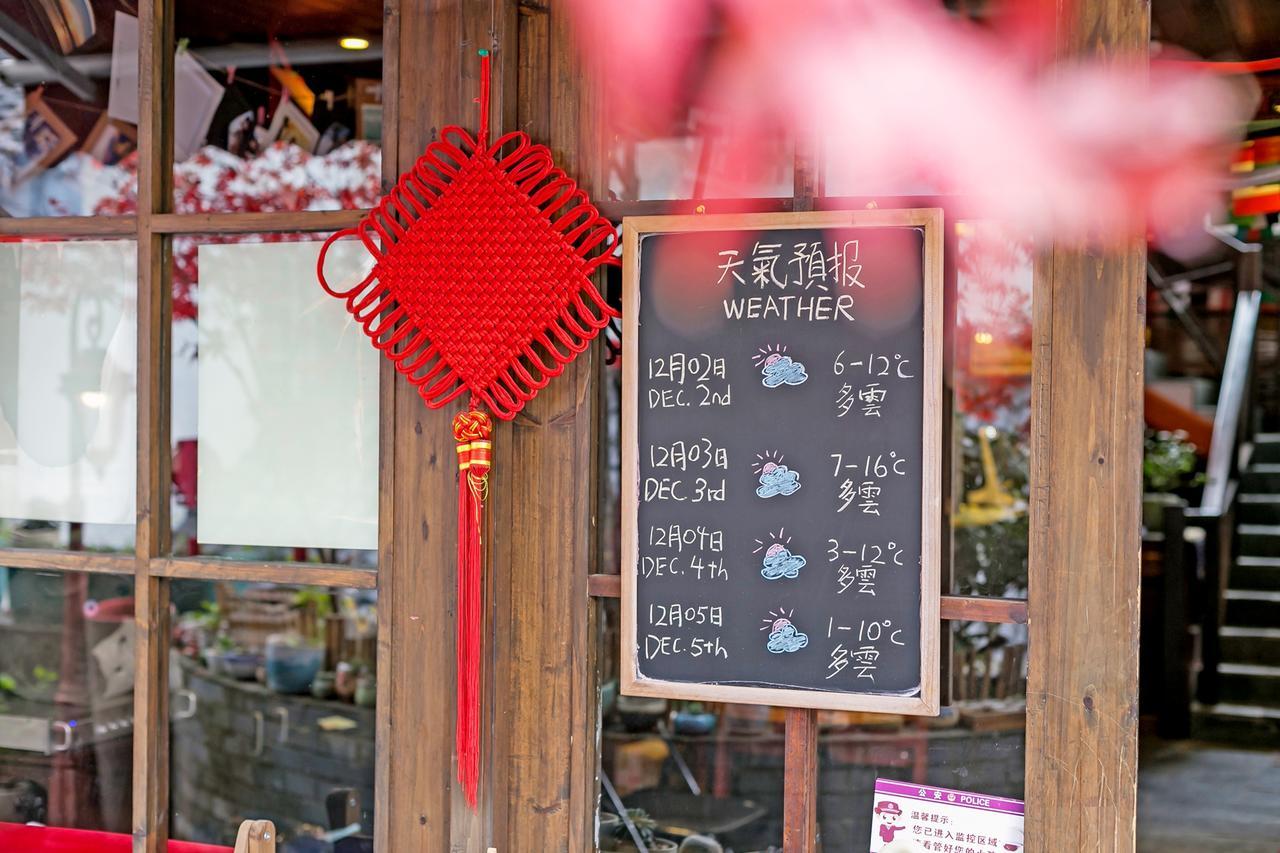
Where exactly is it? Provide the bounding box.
[762,607,809,654]
[754,451,801,499]
[754,528,807,580]
[754,344,808,388]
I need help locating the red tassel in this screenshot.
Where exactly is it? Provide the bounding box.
[453,410,492,808]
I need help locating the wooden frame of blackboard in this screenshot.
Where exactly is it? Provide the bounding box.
[620,208,943,715]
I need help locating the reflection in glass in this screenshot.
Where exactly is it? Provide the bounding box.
[157,0,384,214]
[0,4,137,216]
[595,615,1026,852]
[0,239,136,552]
[169,580,376,848]
[608,107,793,202]
[950,222,1032,597]
[171,234,377,565]
[0,569,134,831]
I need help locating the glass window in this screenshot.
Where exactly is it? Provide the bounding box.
[596,618,1026,852]
[0,2,138,217]
[0,238,137,553]
[170,232,378,565]
[169,579,376,848]
[167,0,383,213]
[950,222,1032,598]
[608,118,794,202]
[0,568,134,832]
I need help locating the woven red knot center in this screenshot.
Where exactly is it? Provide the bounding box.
[374,149,595,395]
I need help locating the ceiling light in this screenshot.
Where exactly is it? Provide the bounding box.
[339,37,370,51]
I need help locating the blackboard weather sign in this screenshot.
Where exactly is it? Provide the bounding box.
[621,210,942,715]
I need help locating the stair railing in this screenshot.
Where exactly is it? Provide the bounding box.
[1184,229,1263,706]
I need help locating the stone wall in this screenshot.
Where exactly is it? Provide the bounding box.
[170,657,375,846]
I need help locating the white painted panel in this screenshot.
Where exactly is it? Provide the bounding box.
[196,240,377,549]
[0,240,137,524]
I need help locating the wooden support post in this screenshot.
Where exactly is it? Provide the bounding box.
[488,1,600,849]
[782,707,820,851]
[1025,3,1147,850]
[132,0,173,850]
[383,1,466,849]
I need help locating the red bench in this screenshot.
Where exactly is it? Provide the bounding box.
[0,820,276,852]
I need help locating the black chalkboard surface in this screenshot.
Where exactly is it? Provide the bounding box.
[620,210,942,715]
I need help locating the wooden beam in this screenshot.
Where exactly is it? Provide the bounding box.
[0,216,137,237]
[383,0,464,849]
[487,2,599,848]
[1025,1,1147,849]
[150,210,368,235]
[132,0,173,850]
[373,1,400,849]
[940,595,1027,625]
[782,708,820,851]
[0,548,134,575]
[151,557,376,589]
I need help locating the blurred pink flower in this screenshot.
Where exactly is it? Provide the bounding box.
[568,0,1250,248]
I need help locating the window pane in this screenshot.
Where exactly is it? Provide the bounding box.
[167,1,383,213]
[0,568,134,831]
[170,233,378,564]
[608,120,794,202]
[950,222,1032,597]
[596,610,1026,851]
[169,579,376,848]
[0,3,138,217]
[0,238,136,553]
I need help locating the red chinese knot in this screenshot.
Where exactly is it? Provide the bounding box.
[316,52,618,809]
[316,53,619,420]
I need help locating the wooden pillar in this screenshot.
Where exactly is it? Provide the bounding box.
[1025,1,1147,850]
[782,708,820,850]
[132,0,173,849]
[488,1,600,849]
[385,1,597,848]
[384,1,468,849]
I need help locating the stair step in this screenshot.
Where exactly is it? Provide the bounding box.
[1231,556,1280,591]
[1237,523,1280,557]
[1241,463,1280,492]
[1218,662,1280,706]
[1224,589,1280,627]
[1249,433,1280,465]
[1221,626,1280,666]
[1238,493,1280,525]
[1191,701,1280,744]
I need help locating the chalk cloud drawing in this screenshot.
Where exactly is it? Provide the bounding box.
[754,451,801,498]
[754,345,808,388]
[762,608,809,654]
[755,528,806,580]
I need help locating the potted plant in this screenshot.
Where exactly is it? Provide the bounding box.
[597,811,622,850]
[264,631,324,694]
[611,809,677,852]
[1143,430,1203,530]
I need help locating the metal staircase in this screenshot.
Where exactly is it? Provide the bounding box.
[1195,435,1280,739]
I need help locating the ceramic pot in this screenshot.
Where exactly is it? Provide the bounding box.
[264,635,323,694]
